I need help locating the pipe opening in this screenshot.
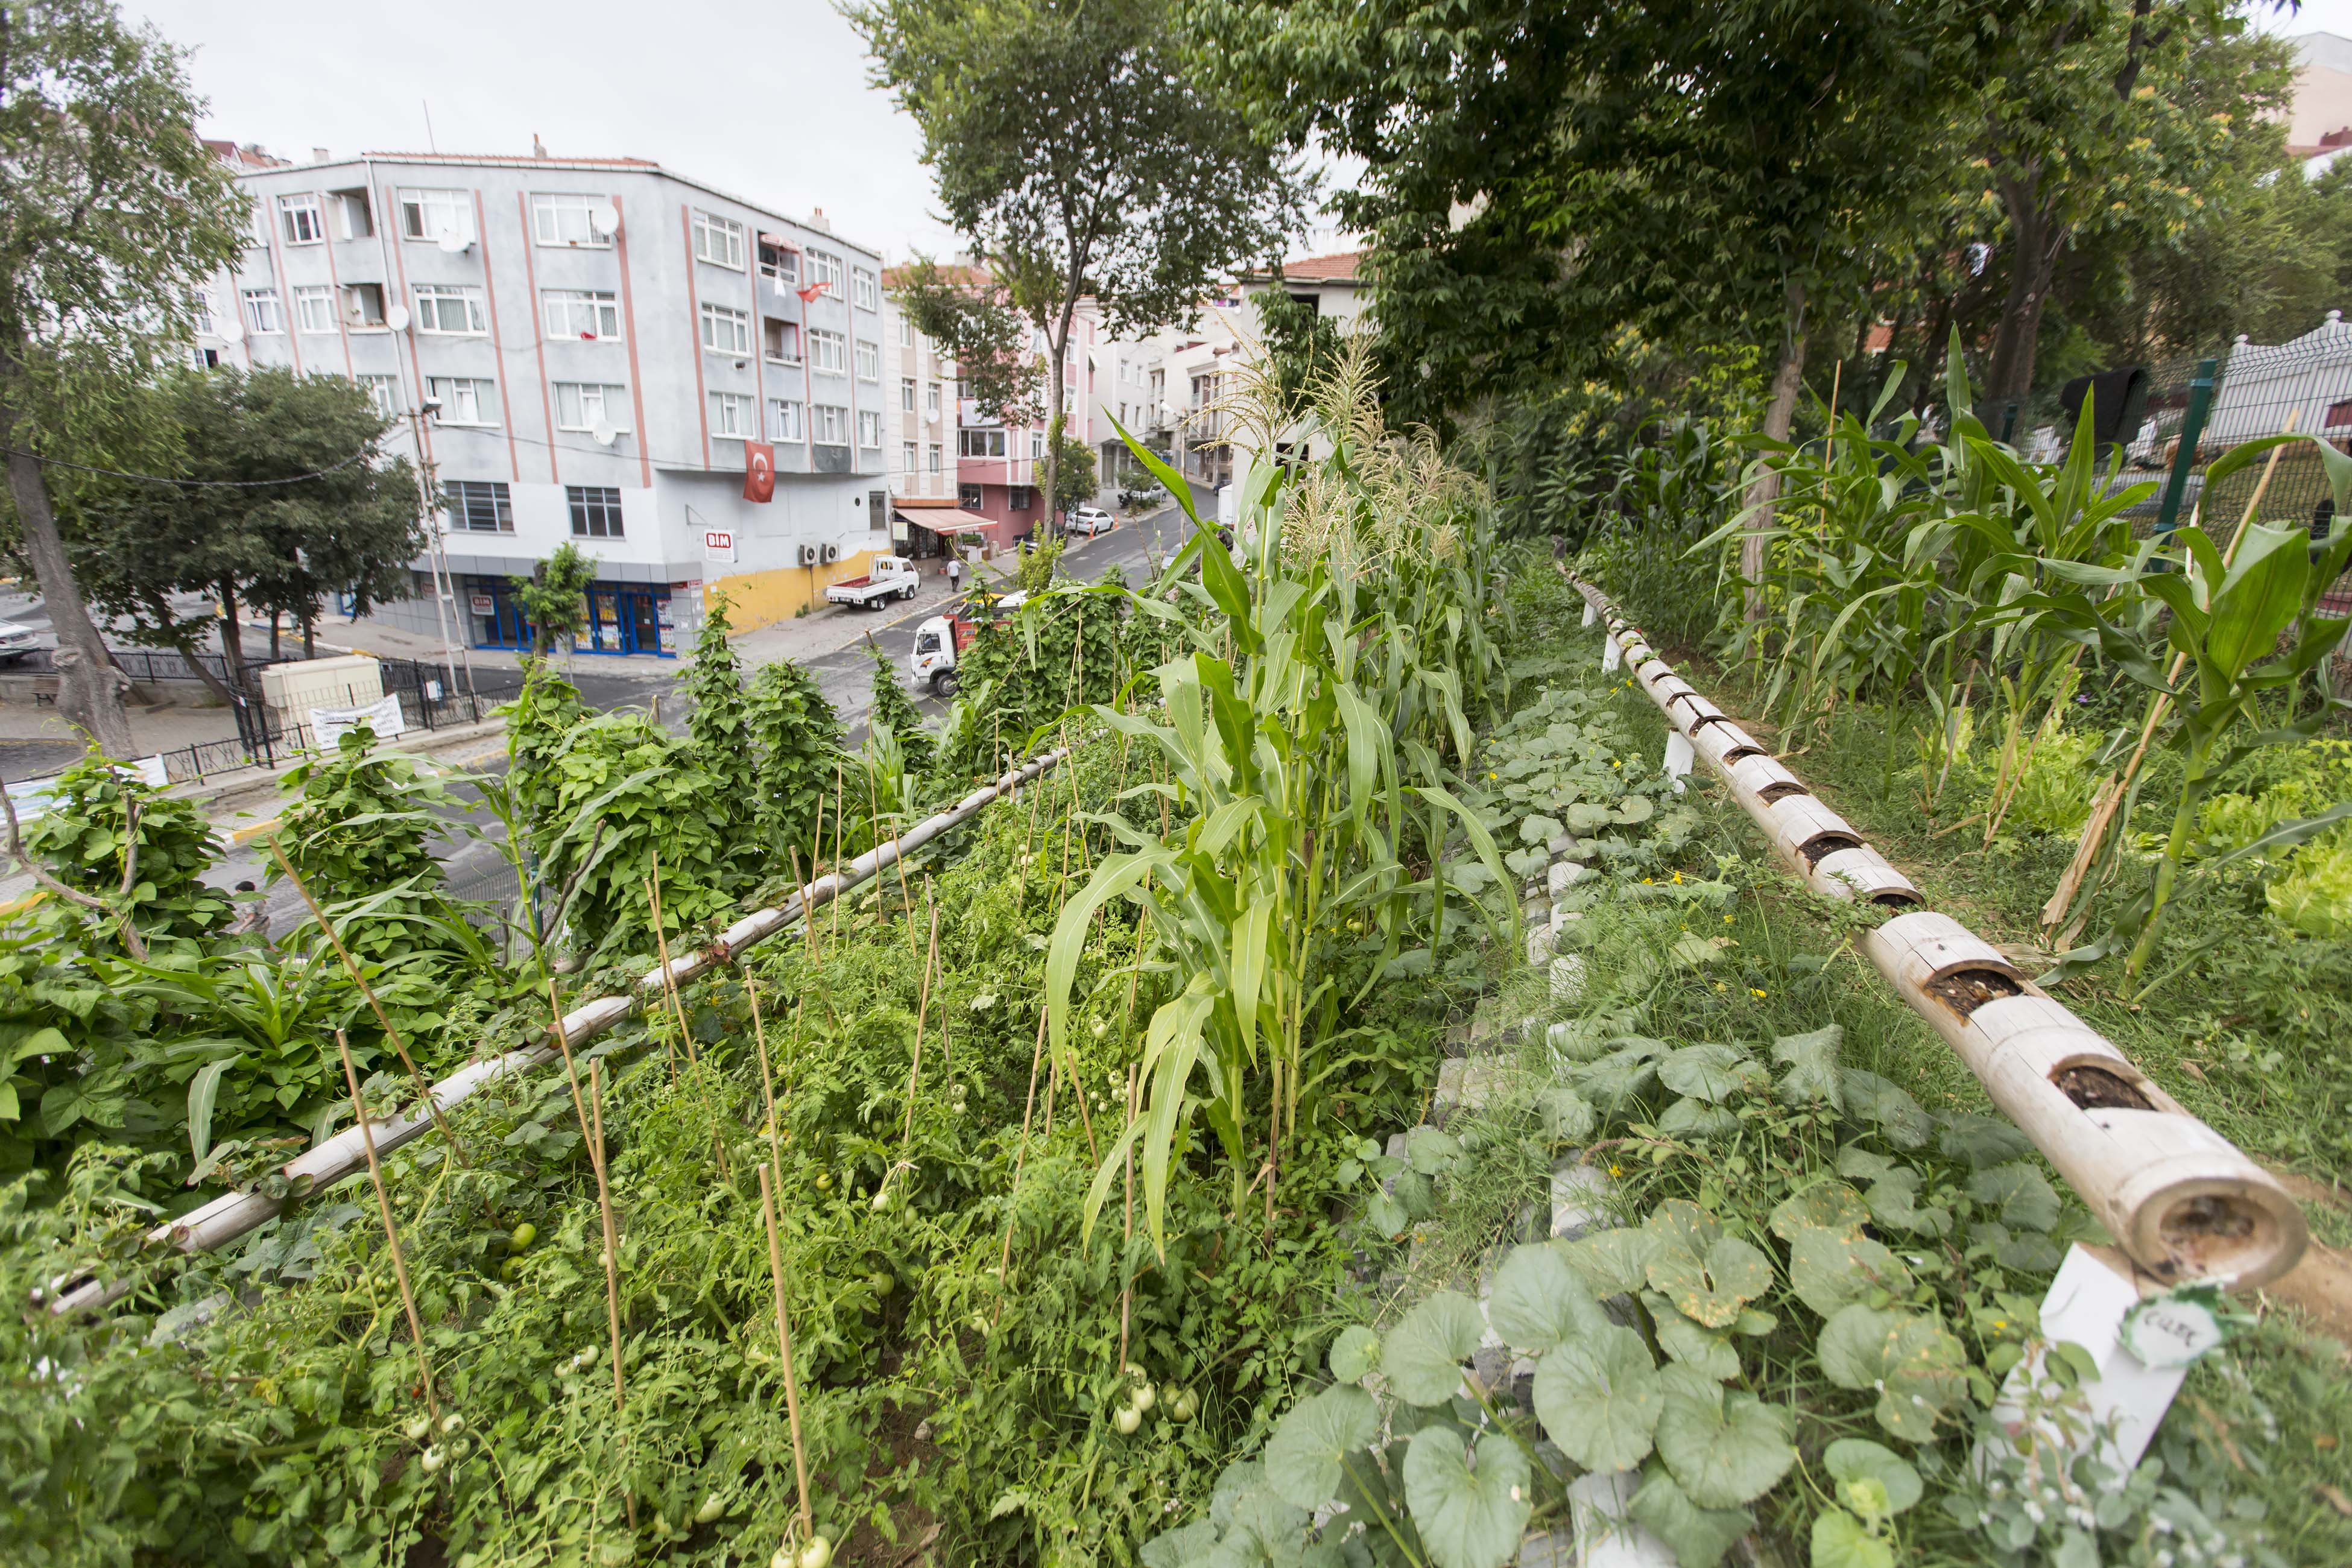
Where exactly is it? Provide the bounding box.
[1758,782,1810,805]
[2160,1195,2257,1246]
[2052,1063,2157,1112]
[1795,832,1864,870]
[1691,713,1739,732]
[1870,889,1924,909]
[1924,966,2024,1017]
[1722,745,1767,762]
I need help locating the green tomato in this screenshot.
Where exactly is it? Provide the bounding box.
[815,1172,833,1190]
[798,1535,833,1568]
[1129,1382,1155,1413]
[695,1493,727,1525]
[870,1271,896,1297]
[1170,1388,1198,1423]
[508,1222,537,1251]
[499,1257,523,1283]
[1113,1404,1142,1435]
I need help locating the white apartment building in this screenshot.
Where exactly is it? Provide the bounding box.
[195,148,894,650]
[880,272,966,560]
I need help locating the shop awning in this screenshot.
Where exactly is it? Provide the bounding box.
[894,508,996,534]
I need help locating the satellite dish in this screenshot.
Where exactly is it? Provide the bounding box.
[385,304,412,333]
[217,313,245,344]
[590,420,619,447]
[435,228,468,253]
[588,202,621,238]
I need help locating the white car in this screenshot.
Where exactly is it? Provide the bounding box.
[1067,506,1114,537]
[0,623,38,665]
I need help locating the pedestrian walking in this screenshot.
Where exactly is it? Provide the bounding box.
[946,554,964,594]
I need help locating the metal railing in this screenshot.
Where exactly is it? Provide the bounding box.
[153,686,496,784]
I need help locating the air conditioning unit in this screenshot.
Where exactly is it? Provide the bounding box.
[795,542,820,567]
[820,542,842,564]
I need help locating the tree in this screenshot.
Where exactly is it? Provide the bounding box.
[63,368,428,711]
[680,592,755,810]
[745,659,844,869]
[853,0,1309,534]
[1047,429,1096,517]
[889,258,1040,428]
[512,541,599,657]
[0,0,248,753]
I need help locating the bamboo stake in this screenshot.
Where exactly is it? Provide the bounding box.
[897,893,940,1151]
[830,761,847,949]
[334,1029,438,1423]
[1016,747,1046,906]
[786,844,817,958]
[756,1164,817,1542]
[644,855,695,1062]
[2044,410,2301,932]
[747,968,783,1189]
[588,1061,627,1417]
[1118,1062,1136,1368]
[991,1006,1052,1325]
[273,839,466,1163]
[865,751,919,952]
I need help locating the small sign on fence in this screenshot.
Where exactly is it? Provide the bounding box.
[309,693,407,748]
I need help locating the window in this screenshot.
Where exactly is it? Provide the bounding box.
[191,291,216,337]
[901,377,916,412]
[342,282,387,328]
[709,391,756,439]
[1029,431,1046,460]
[763,317,800,363]
[241,288,283,334]
[812,403,848,444]
[426,376,498,426]
[858,409,882,449]
[1009,485,1034,510]
[928,443,942,474]
[855,339,879,381]
[852,268,878,311]
[769,398,805,442]
[398,188,474,244]
[190,346,220,370]
[700,303,751,355]
[567,485,624,539]
[2328,399,2352,429]
[808,329,845,373]
[958,428,1008,458]
[806,248,842,291]
[413,283,488,335]
[902,440,917,472]
[358,375,401,418]
[898,317,913,347]
[292,285,337,334]
[692,210,746,270]
[443,479,512,532]
[759,241,799,284]
[544,289,621,340]
[330,188,373,239]
[554,382,631,432]
[279,193,325,245]
[927,381,941,416]
[531,192,612,247]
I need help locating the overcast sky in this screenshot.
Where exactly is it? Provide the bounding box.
[131,0,983,262]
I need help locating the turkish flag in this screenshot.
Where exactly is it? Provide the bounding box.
[796,281,832,304]
[743,441,776,502]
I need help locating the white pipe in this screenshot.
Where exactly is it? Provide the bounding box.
[1562,572,2305,1289]
[49,747,1072,1317]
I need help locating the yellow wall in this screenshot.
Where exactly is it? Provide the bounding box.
[703,549,885,631]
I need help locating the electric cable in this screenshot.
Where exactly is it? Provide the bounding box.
[0,444,374,488]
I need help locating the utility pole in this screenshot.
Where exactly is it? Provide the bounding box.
[407,403,473,700]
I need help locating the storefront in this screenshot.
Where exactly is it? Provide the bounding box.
[465,577,680,657]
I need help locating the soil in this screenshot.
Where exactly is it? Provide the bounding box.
[1795,832,1864,870]
[2052,1063,2158,1112]
[1757,782,1810,805]
[1923,967,2025,1017]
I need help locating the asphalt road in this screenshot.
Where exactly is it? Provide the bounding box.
[217,505,1198,931]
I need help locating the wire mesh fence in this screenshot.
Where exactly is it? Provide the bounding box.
[151,685,496,785]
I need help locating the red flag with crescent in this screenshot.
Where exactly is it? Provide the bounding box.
[744,441,776,502]
[796,281,831,304]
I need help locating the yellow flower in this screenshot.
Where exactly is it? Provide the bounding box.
[1723,914,1734,923]
[1608,1165,1623,1178]
[1751,988,1768,999]
[1671,871,1682,884]
[1713,981,1727,991]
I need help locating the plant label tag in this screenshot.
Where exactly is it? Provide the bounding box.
[2119,1289,2225,1370]
[1663,732,1695,794]
[1582,602,1596,627]
[1602,637,1622,673]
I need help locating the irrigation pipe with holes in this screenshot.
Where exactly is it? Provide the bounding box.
[1563,572,2307,1291]
[47,747,1072,1318]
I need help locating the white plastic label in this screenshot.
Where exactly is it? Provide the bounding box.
[1602,637,1622,673]
[2120,1290,2226,1370]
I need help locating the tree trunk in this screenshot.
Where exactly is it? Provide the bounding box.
[0,365,136,757]
[302,609,315,659]
[217,577,259,738]
[1742,276,1809,623]
[1986,177,2060,404]
[1043,329,1065,541]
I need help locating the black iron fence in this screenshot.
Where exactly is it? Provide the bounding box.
[152,684,497,785]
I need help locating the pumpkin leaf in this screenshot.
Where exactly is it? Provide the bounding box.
[1965,1162,2061,1233]
[1538,1086,1597,1142]
[1382,1291,1484,1406]
[1519,814,1565,846]
[1406,1125,1464,1176]
[1768,1181,1870,1243]
[1654,1384,1797,1507]
[1264,1383,1380,1510]
[1561,1227,1663,1299]
[1658,1044,1762,1104]
[1401,1428,1533,1568]
[1810,1508,1894,1568]
[1862,1168,1950,1238]
[1329,1325,1381,1384]
[1657,1097,1740,1140]
[1646,1234,1772,1329]
[1787,1226,1914,1317]
[1816,1304,1969,1442]
[1771,1025,1844,1110]
[1936,1113,2035,1169]
[1824,1439,1923,1515]
[1628,1466,1754,1568]
[1531,1323,1662,1473]
[1840,1071,1932,1148]
[1490,1242,1610,1353]
[1650,1301,1742,1381]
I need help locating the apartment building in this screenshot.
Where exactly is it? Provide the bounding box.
[195,148,891,650]
[880,273,966,561]
[948,312,1098,547]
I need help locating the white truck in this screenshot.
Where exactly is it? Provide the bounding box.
[910,590,1028,694]
[823,555,922,610]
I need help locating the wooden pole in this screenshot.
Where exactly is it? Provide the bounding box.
[757,1163,817,1541]
[275,839,466,1163]
[786,843,817,958]
[830,760,847,949]
[644,854,695,1061]
[991,1006,1051,1326]
[897,893,940,1152]
[589,1061,628,1416]
[335,1029,438,1422]
[865,752,919,952]
[747,968,785,1189]
[1118,1062,1136,1368]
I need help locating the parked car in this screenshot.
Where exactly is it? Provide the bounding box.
[0,623,39,665]
[823,555,921,611]
[1067,506,1115,537]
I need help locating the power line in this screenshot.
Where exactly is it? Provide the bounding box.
[0,445,375,488]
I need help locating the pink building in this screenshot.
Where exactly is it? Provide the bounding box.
[953,300,1096,551]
